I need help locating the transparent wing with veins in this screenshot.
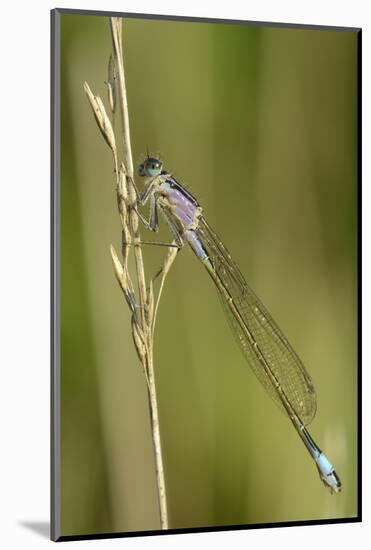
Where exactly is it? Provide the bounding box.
[196,216,317,426]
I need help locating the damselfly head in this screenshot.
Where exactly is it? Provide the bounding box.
[138,156,163,178]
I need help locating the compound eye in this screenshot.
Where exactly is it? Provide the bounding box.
[143,157,162,177]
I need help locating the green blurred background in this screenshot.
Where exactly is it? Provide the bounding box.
[59,13,358,537]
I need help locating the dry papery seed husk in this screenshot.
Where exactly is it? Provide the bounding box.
[84,81,116,154]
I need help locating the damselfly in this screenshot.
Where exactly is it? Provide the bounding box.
[136,155,341,494]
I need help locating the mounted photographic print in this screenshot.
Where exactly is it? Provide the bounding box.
[51,8,361,542]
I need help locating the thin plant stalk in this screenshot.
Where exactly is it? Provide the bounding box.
[84,16,174,530]
[109,17,147,321]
